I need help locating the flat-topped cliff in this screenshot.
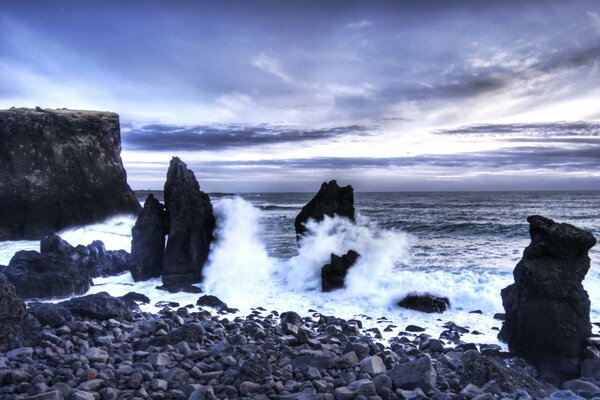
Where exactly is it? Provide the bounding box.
[0,107,140,240]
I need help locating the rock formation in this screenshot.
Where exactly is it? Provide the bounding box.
[321,250,360,292]
[162,157,215,291]
[499,215,596,383]
[397,293,450,313]
[294,180,355,239]
[0,272,28,351]
[0,108,140,240]
[130,194,167,281]
[1,234,134,300]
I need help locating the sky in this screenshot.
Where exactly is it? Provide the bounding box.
[1,1,600,191]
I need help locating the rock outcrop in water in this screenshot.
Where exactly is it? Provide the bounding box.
[397,293,450,313]
[499,215,597,383]
[321,250,360,292]
[163,157,214,291]
[295,180,355,239]
[130,194,167,281]
[0,108,140,240]
[1,234,134,300]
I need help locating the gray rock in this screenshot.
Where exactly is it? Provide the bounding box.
[460,383,483,398]
[349,379,376,396]
[239,381,261,396]
[581,359,600,379]
[472,394,494,400]
[360,356,386,375]
[26,391,62,400]
[77,378,104,392]
[562,379,600,394]
[148,352,171,369]
[85,347,108,363]
[334,386,357,400]
[70,391,95,400]
[6,346,33,361]
[481,380,502,396]
[188,385,218,400]
[387,356,437,392]
[544,390,585,400]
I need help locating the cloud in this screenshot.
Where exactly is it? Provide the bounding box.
[345,20,372,30]
[252,54,292,82]
[123,123,372,151]
[437,122,600,137]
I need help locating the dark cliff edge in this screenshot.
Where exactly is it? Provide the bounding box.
[0,107,141,240]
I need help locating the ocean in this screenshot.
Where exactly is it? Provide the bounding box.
[1,191,599,347]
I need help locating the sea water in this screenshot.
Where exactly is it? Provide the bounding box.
[1,191,599,346]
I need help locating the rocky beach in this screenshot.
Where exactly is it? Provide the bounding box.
[0,108,599,400]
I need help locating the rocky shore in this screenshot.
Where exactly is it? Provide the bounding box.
[2,289,599,400]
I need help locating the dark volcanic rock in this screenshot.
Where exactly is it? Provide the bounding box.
[1,234,134,299]
[196,295,228,310]
[59,291,139,320]
[294,179,355,239]
[27,302,71,328]
[398,293,450,313]
[321,250,360,292]
[499,215,596,383]
[162,157,215,290]
[2,248,91,300]
[0,107,140,241]
[130,194,167,281]
[0,272,27,350]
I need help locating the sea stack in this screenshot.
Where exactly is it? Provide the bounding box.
[0,108,141,240]
[162,157,215,291]
[499,215,596,383]
[130,194,167,281]
[294,179,355,239]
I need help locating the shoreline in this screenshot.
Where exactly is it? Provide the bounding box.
[0,293,566,400]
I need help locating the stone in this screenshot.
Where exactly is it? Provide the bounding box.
[239,381,261,396]
[130,194,167,282]
[460,350,553,398]
[405,325,426,332]
[77,378,105,391]
[26,391,62,400]
[360,356,386,375]
[59,292,138,320]
[334,386,357,400]
[6,346,33,361]
[321,250,360,292]
[499,216,596,383]
[387,356,437,392]
[545,390,585,400]
[349,379,377,396]
[0,272,30,350]
[0,108,140,241]
[148,353,171,369]
[121,292,151,305]
[70,390,95,400]
[581,359,600,379]
[188,386,218,400]
[280,311,304,326]
[562,379,600,394]
[85,347,109,363]
[196,295,228,310]
[27,302,71,328]
[294,179,355,239]
[397,293,449,313]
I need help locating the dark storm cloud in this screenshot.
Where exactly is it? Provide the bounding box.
[123,124,371,151]
[437,122,600,137]
[171,143,600,172]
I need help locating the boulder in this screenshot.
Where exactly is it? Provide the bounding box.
[0,272,27,350]
[294,179,355,239]
[58,292,139,320]
[397,293,450,313]
[162,157,215,291]
[196,295,228,310]
[460,350,554,398]
[499,215,596,383]
[1,234,134,299]
[321,250,360,292]
[0,108,140,241]
[27,302,72,328]
[130,194,167,281]
[387,355,437,392]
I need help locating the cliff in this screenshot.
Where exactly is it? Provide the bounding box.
[0,107,140,240]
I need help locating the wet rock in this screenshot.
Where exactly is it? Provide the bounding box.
[499,215,596,383]
[280,311,304,326]
[196,295,228,310]
[130,194,167,282]
[27,302,71,328]
[360,356,386,375]
[0,272,30,350]
[321,250,360,292]
[387,356,437,392]
[0,108,140,241]
[581,359,600,379]
[59,292,138,320]
[294,179,355,239]
[121,292,151,305]
[162,157,215,291]
[397,293,450,313]
[562,379,600,394]
[405,325,426,332]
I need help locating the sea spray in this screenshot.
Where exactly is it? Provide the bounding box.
[202,197,276,305]
[58,214,136,251]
